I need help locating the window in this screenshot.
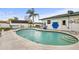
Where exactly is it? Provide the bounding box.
[47,20,51,24]
[62,20,66,25]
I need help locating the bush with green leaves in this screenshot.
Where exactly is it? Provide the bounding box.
[0,27,11,31]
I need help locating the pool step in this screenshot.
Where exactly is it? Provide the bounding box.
[62,36,78,43]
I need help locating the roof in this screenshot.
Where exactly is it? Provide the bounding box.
[40,12,79,20]
[0,21,9,23]
[11,20,28,23]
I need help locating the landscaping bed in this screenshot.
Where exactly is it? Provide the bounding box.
[0,28,11,31]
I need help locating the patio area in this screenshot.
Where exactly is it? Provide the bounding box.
[0,30,79,50]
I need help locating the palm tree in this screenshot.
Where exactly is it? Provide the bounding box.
[26,8,39,27]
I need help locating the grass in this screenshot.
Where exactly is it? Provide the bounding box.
[0,27,11,31]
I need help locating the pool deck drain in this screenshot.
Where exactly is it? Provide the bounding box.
[0,30,79,50]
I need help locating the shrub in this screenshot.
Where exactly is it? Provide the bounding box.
[0,27,11,31]
[35,25,40,28]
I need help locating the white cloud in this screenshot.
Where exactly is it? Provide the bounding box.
[0,11,25,20]
[0,8,79,21]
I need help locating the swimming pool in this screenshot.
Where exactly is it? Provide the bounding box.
[16,29,78,45]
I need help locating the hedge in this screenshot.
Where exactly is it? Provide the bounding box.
[0,28,11,31]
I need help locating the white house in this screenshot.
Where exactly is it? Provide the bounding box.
[40,11,79,32]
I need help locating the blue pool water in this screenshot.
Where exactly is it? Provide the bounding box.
[16,29,78,45]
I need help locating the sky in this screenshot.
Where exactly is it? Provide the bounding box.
[0,8,79,22]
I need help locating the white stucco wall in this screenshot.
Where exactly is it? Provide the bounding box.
[0,23,10,28]
[42,17,68,30]
[10,23,43,29]
[10,23,29,29]
[68,15,79,32]
[42,15,79,31]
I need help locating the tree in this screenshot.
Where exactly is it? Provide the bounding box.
[26,8,39,27]
[8,17,19,21]
[14,17,18,20]
[8,18,14,21]
[26,8,39,22]
[8,17,19,28]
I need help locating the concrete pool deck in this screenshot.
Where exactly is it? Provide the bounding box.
[0,30,79,50]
